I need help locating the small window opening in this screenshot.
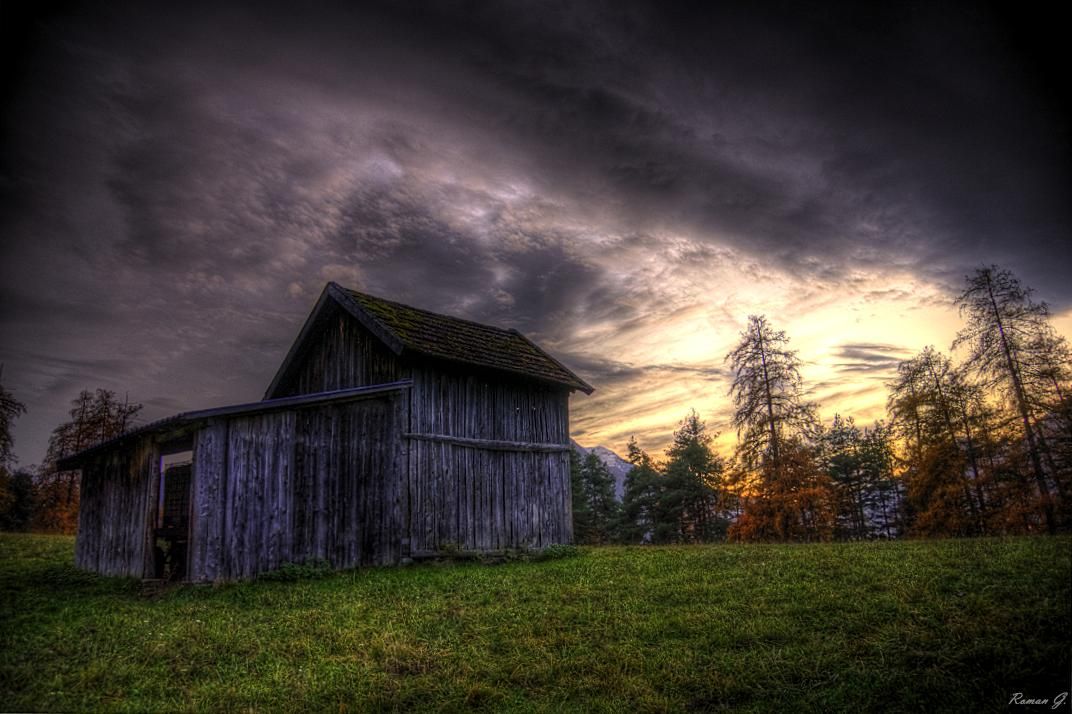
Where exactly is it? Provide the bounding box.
[158,451,193,529]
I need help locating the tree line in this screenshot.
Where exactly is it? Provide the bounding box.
[1,265,1069,540]
[0,386,140,533]
[571,266,1071,544]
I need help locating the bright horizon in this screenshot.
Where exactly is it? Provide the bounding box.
[569,275,1072,460]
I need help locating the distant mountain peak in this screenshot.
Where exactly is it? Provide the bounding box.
[570,439,632,501]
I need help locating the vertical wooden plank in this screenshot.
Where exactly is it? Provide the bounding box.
[399,390,410,562]
[276,306,402,398]
[224,418,243,579]
[192,420,228,581]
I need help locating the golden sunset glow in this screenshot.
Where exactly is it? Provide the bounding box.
[569,265,1061,459]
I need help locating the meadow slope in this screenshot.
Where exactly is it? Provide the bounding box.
[1,534,1069,712]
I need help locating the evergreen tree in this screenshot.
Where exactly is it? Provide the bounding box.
[569,447,592,541]
[660,411,726,542]
[823,415,868,539]
[574,451,620,544]
[822,416,903,539]
[619,437,663,544]
[570,447,620,544]
[858,422,902,538]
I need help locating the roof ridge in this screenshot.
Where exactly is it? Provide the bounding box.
[339,286,520,336]
[321,282,594,394]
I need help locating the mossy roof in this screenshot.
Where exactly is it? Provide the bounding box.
[336,286,593,394]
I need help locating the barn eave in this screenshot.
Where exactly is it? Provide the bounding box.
[56,380,413,470]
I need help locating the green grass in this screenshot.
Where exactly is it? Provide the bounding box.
[1,535,1069,712]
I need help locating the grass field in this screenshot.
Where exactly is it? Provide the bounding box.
[1,534,1069,712]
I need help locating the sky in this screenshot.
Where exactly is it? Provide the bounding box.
[2,1,1069,466]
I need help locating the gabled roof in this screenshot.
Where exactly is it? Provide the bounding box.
[266,283,594,397]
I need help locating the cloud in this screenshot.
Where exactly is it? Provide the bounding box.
[1,0,1069,462]
[831,343,914,374]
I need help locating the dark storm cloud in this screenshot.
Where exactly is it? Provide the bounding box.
[381,1,1071,292]
[1,0,1068,461]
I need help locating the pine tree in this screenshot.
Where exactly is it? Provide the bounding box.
[570,446,621,544]
[573,451,620,544]
[619,437,663,544]
[569,448,592,541]
[823,414,868,539]
[821,417,902,539]
[661,411,725,542]
[858,422,901,538]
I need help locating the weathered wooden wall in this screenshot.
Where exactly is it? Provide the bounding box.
[407,365,572,554]
[269,309,575,556]
[410,364,569,443]
[76,305,577,581]
[75,437,157,577]
[188,393,406,581]
[274,306,403,398]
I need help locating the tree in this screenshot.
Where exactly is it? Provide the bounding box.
[729,436,834,542]
[0,372,29,531]
[1022,326,1072,421]
[726,316,830,541]
[35,389,142,533]
[570,448,619,544]
[619,437,663,544]
[1021,326,1072,495]
[0,370,27,472]
[887,347,987,535]
[726,315,817,474]
[952,266,1067,532]
[660,411,726,542]
[569,448,590,539]
[823,414,869,539]
[0,469,35,531]
[858,422,902,538]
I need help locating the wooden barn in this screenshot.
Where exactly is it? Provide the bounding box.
[58,283,593,581]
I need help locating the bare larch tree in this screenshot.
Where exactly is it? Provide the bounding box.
[952,266,1067,532]
[726,314,816,475]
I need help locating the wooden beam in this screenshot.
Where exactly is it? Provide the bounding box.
[184,380,412,421]
[403,432,569,453]
[329,283,406,355]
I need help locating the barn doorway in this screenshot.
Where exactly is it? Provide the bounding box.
[153,448,193,580]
